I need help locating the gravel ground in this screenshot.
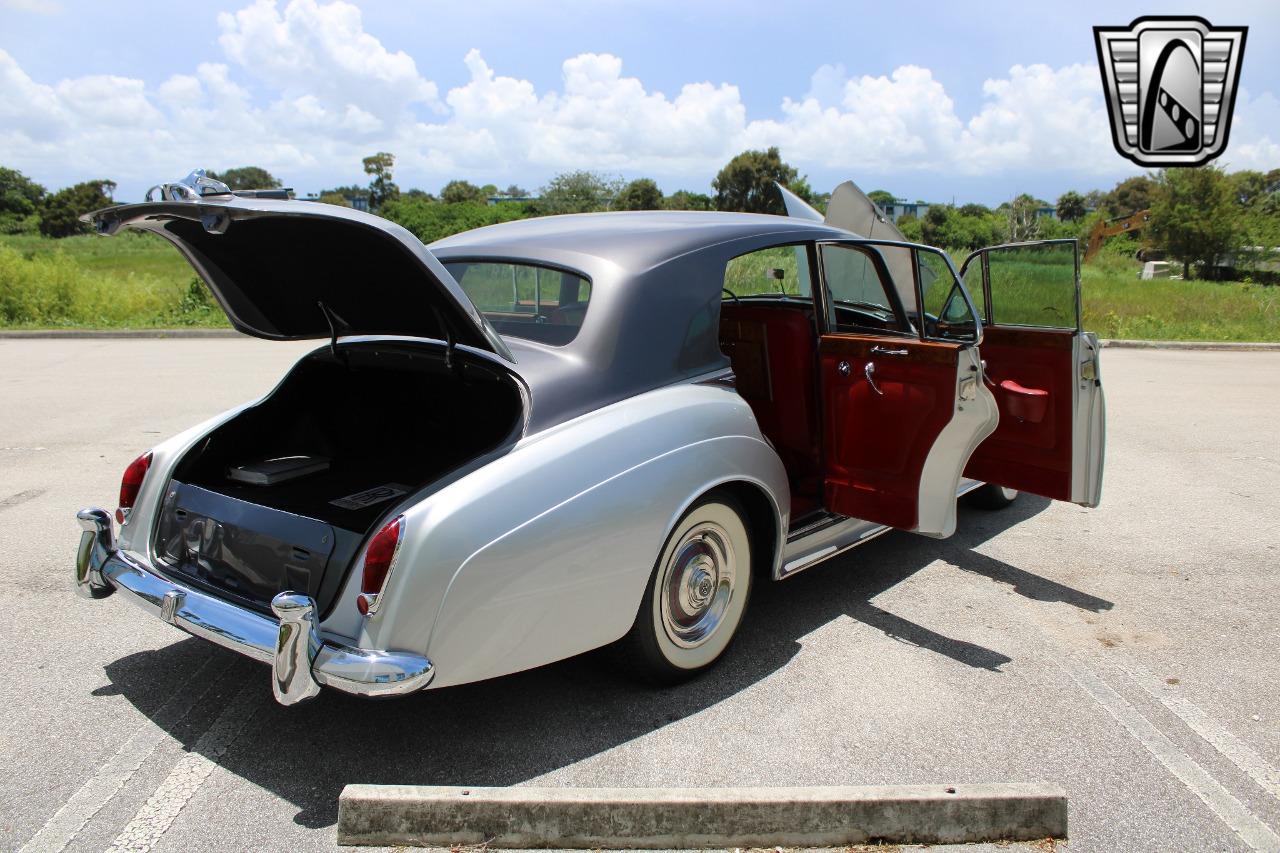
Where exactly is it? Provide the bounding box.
[1,338,1277,852]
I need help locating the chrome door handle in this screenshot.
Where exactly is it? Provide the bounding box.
[864,361,884,395]
[871,346,908,357]
[837,360,851,376]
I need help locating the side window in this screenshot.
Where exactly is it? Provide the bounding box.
[722,245,812,298]
[984,242,1078,329]
[443,261,591,346]
[918,248,979,343]
[819,244,908,335]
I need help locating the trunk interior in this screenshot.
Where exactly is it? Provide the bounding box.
[155,342,523,617]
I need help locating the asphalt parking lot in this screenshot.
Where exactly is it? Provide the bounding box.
[2,338,1278,852]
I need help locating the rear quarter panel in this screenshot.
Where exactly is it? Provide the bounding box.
[353,381,789,688]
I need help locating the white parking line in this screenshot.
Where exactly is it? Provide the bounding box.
[17,654,227,853]
[1058,654,1280,852]
[106,683,261,853]
[1114,656,1280,805]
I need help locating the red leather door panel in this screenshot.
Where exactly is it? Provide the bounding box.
[820,335,962,529]
[964,326,1075,500]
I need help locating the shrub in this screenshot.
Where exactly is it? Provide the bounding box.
[379,199,533,244]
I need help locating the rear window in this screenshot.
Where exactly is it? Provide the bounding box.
[444,261,591,346]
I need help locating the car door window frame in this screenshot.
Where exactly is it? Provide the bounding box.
[959,238,1082,333]
[817,239,984,346]
[914,244,984,345]
[813,240,916,339]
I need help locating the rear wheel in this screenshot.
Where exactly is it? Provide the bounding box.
[622,493,753,683]
[967,483,1019,510]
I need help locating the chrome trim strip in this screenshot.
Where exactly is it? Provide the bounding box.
[74,508,434,705]
[786,511,844,542]
[777,477,988,579]
[782,545,837,575]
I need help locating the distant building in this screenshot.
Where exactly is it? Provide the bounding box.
[300,191,370,211]
[1034,204,1096,220]
[880,199,933,223]
[487,195,538,206]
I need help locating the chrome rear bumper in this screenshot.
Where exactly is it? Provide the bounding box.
[75,508,433,706]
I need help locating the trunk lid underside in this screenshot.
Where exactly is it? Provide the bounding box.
[86,198,513,360]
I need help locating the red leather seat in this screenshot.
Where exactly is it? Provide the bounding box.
[719,304,819,499]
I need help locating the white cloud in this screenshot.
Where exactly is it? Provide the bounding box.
[216,0,440,120]
[1223,90,1280,172]
[0,0,62,14]
[0,0,1276,199]
[744,65,965,169]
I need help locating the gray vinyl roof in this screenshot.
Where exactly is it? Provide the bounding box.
[432,211,854,432]
[430,210,850,276]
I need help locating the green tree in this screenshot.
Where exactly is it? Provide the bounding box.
[207,166,280,190]
[1056,190,1087,222]
[921,204,950,246]
[0,166,45,234]
[440,180,486,205]
[1228,170,1269,207]
[614,178,664,210]
[867,189,896,209]
[379,197,533,243]
[664,190,713,211]
[1149,166,1242,279]
[712,147,800,214]
[538,170,623,214]
[362,152,399,210]
[38,179,116,238]
[317,192,352,208]
[1104,175,1156,216]
[1005,193,1041,242]
[897,213,923,242]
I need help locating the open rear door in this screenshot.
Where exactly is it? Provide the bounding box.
[819,240,998,538]
[959,239,1106,506]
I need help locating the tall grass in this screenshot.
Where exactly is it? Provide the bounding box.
[0,234,224,328]
[0,231,1277,341]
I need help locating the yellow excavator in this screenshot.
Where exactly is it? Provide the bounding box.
[1084,209,1151,262]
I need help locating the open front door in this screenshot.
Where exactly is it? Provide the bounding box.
[959,239,1106,506]
[818,241,998,538]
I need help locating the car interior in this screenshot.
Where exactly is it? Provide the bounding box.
[718,238,1080,527]
[717,244,826,520]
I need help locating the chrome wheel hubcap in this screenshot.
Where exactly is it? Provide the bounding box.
[660,522,736,649]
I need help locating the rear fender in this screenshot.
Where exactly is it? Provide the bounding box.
[354,382,789,687]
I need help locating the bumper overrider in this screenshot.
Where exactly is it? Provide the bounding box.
[74,508,434,706]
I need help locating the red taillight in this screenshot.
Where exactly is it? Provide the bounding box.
[115,451,153,524]
[357,515,404,616]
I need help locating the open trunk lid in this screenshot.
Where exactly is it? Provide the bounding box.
[85,197,513,360]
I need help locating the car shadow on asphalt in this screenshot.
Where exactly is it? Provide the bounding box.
[100,492,1114,829]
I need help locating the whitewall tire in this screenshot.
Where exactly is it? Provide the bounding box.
[967,483,1019,510]
[622,492,753,683]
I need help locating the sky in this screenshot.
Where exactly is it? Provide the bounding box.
[1,0,1277,205]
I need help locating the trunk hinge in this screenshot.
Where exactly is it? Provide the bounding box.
[317,301,350,366]
[431,307,461,375]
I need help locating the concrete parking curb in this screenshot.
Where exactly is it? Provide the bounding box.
[0,328,242,339]
[1102,339,1280,351]
[336,783,1068,848]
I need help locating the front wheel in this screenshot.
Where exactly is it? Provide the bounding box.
[621,493,753,684]
[966,483,1019,510]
